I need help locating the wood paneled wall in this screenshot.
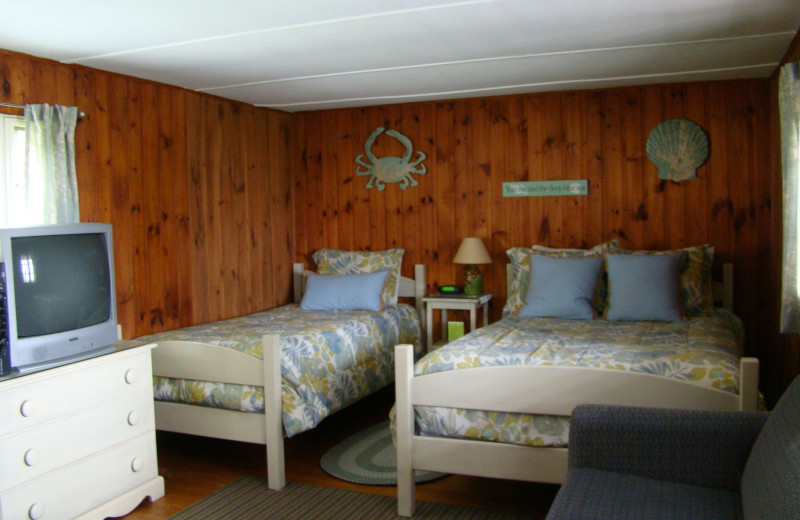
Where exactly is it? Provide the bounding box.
[1,46,791,403]
[0,49,294,340]
[294,81,783,400]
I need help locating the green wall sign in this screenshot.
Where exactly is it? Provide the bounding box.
[502,180,588,198]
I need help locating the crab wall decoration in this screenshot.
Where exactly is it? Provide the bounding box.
[355,127,427,191]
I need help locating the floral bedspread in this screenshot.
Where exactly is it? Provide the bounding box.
[138,303,421,437]
[406,309,743,447]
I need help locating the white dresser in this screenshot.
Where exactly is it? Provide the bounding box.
[0,342,164,520]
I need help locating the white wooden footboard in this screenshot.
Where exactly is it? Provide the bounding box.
[150,263,427,492]
[151,334,285,489]
[395,344,759,516]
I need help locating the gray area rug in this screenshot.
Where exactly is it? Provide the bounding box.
[320,420,446,485]
[168,475,534,519]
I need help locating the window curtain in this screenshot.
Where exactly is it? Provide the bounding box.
[22,103,79,226]
[780,62,800,333]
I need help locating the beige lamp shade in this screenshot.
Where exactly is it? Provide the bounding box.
[453,237,491,265]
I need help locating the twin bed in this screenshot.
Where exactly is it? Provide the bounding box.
[138,250,426,490]
[394,243,759,516]
[137,243,759,516]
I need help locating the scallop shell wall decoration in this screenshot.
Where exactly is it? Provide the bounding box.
[646,119,709,182]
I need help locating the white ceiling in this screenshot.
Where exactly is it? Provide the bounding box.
[2,0,799,112]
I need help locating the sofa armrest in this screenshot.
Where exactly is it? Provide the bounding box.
[568,404,768,491]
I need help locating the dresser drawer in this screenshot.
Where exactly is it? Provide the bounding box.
[0,348,153,438]
[0,432,159,520]
[0,391,155,489]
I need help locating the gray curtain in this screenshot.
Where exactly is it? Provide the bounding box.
[780,62,800,333]
[23,103,80,225]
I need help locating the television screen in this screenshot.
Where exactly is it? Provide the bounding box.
[11,233,111,337]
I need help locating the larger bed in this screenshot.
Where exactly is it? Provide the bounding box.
[395,243,759,516]
[138,252,426,490]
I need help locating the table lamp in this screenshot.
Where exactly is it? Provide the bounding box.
[453,237,491,296]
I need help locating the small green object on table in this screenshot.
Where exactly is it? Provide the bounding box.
[447,322,465,342]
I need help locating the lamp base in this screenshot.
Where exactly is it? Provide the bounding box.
[463,265,483,296]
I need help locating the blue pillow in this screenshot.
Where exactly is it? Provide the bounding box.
[605,252,684,321]
[300,271,389,311]
[519,255,603,319]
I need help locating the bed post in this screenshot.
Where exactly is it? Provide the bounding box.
[414,264,426,319]
[739,357,760,411]
[395,344,416,517]
[263,333,286,489]
[292,263,305,304]
[722,263,734,312]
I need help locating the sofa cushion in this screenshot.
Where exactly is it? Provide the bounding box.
[546,468,742,520]
[568,404,766,491]
[741,376,800,520]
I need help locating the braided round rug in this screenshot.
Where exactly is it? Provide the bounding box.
[320,420,446,485]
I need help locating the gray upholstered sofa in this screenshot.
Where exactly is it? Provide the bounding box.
[545,376,800,520]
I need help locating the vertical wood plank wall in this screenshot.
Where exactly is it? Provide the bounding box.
[0,50,294,340]
[293,81,785,402]
[1,46,795,403]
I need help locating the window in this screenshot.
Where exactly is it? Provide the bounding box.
[0,106,80,228]
[0,113,28,227]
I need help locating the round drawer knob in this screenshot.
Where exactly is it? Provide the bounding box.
[24,449,40,466]
[127,411,139,426]
[28,502,44,520]
[20,400,36,417]
[124,369,137,385]
[131,457,143,472]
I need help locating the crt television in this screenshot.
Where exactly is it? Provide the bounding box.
[0,223,119,375]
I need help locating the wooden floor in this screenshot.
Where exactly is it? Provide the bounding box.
[123,387,560,519]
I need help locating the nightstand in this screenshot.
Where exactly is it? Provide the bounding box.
[423,293,491,351]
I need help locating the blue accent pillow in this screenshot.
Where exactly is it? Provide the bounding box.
[300,271,389,311]
[519,255,604,319]
[606,252,684,321]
